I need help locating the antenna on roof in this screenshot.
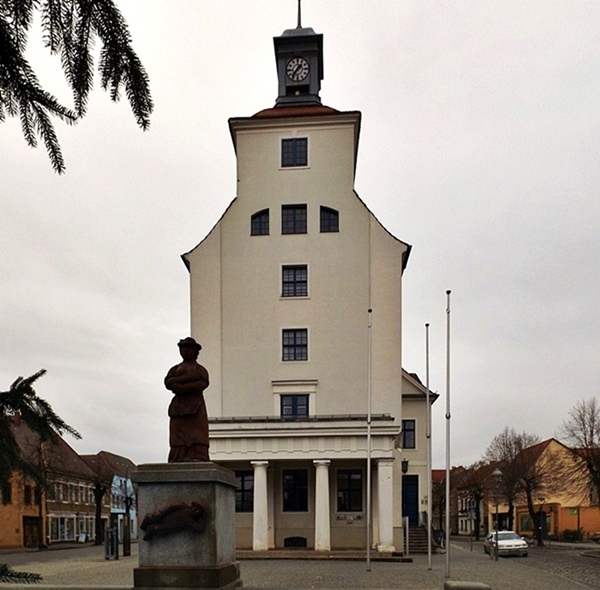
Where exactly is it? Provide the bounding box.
[297,0,302,28]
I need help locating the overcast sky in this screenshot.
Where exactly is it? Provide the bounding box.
[1,1,598,469]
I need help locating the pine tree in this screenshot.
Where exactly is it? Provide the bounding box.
[0,0,153,173]
[0,369,80,492]
[0,563,42,584]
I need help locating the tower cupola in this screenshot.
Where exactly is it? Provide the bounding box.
[273,19,323,106]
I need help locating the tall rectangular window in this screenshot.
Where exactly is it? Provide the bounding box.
[282,329,308,361]
[282,265,307,297]
[24,485,32,505]
[320,206,339,232]
[281,138,308,167]
[235,471,254,513]
[1,482,12,505]
[402,419,416,449]
[281,394,309,419]
[283,469,308,512]
[337,469,363,512]
[282,205,307,234]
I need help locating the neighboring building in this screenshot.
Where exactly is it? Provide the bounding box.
[455,462,499,539]
[1,470,43,549]
[435,466,468,536]
[443,438,600,541]
[488,438,600,541]
[183,20,436,553]
[81,451,138,542]
[431,468,447,533]
[0,417,134,549]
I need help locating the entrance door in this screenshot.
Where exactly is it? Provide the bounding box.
[402,475,419,527]
[23,517,40,548]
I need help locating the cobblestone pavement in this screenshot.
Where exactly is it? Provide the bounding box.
[523,544,600,589]
[2,540,599,589]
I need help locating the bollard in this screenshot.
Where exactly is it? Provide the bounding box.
[104,528,119,560]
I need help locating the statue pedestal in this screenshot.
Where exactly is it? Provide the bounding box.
[132,463,241,590]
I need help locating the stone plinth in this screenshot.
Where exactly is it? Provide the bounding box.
[132,462,241,590]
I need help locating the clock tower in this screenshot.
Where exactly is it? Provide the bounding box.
[274,24,323,106]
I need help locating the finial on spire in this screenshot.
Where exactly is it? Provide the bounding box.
[297,0,302,28]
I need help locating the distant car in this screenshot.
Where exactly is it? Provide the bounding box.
[483,531,528,557]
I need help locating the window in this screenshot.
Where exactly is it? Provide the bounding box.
[281,138,308,167]
[282,265,307,297]
[251,209,269,236]
[282,205,307,234]
[337,469,363,512]
[281,394,309,419]
[320,206,339,232]
[235,471,254,513]
[283,469,308,512]
[1,482,12,505]
[24,485,32,505]
[402,419,416,449]
[282,329,308,361]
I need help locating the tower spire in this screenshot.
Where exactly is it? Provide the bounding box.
[297,0,302,28]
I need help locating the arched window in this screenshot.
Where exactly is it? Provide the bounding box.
[320,206,339,232]
[251,209,269,235]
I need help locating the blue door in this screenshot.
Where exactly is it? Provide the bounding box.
[402,475,419,527]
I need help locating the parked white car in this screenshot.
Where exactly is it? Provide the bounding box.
[483,531,528,557]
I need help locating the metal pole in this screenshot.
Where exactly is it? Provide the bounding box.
[366,308,373,571]
[495,489,499,561]
[425,323,432,570]
[445,290,451,578]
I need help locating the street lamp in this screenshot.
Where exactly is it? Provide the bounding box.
[491,468,503,561]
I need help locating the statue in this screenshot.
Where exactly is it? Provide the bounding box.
[164,337,210,462]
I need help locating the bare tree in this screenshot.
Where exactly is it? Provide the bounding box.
[560,398,600,506]
[457,462,490,541]
[485,427,539,531]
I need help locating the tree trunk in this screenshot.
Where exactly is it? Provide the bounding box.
[93,483,106,546]
[507,502,514,531]
[525,491,543,546]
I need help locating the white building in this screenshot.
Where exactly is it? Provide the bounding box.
[182,21,435,553]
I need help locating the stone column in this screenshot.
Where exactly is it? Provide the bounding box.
[313,460,331,551]
[251,461,269,551]
[267,466,275,549]
[377,458,395,552]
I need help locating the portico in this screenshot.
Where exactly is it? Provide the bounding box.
[210,415,404,552]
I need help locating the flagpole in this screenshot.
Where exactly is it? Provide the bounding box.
[426,322,432,570]
[445,290,451,578]
[366,308,373,571]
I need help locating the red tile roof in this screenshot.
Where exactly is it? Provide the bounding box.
[12,421,97,481]
[252,104,340,118]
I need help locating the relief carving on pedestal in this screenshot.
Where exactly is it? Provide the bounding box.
[140,501,208,541]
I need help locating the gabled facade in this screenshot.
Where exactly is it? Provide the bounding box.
[181,20,436,553]
[81,451,138,542]
[0,418,139,549]
[0,417,110,548]
[498,438,600,540]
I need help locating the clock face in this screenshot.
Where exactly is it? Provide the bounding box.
[286,57,310,82]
